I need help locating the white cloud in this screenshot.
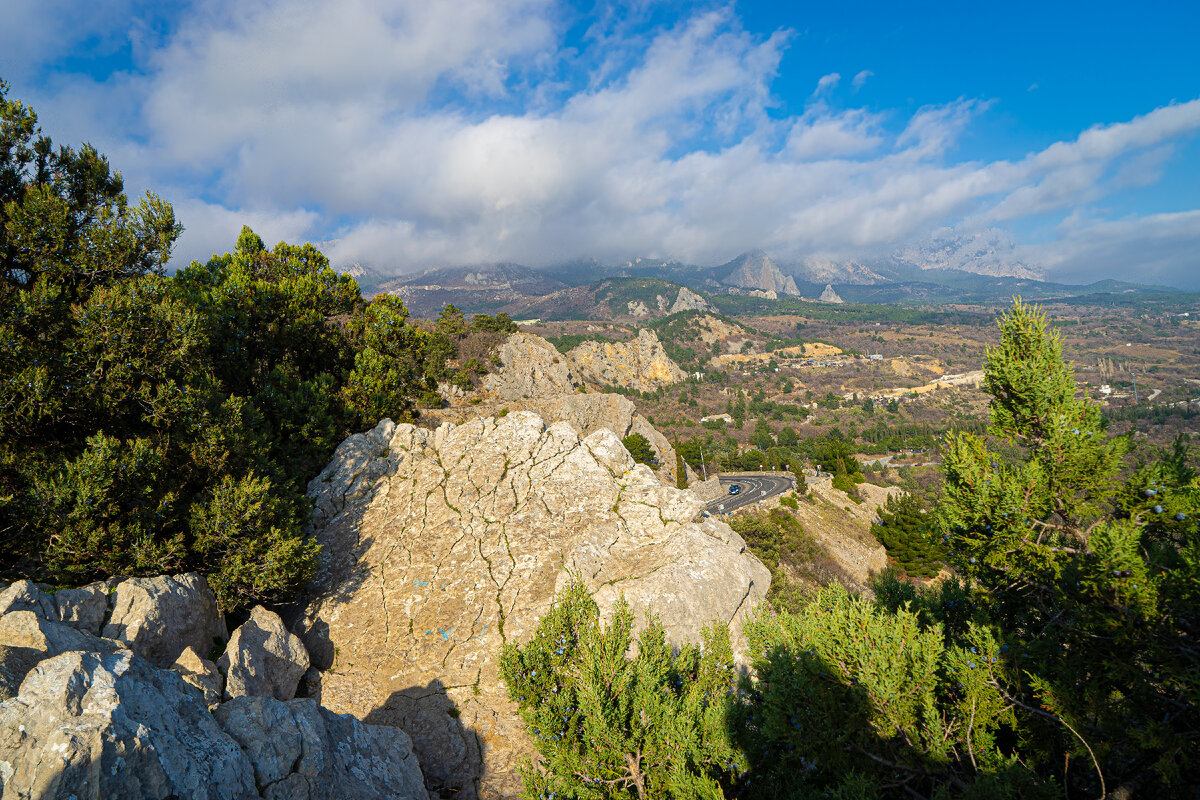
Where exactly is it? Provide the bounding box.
[852,70,873,91]
[1020,211,1200,290]
[811,72,841,98]
[9,1,1200,289]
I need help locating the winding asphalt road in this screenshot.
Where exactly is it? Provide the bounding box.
[706,473,795,515]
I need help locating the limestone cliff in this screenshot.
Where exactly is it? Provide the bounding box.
[567,329,686,391]
[477,331,690,485]
[483,332,583,399]
[298,413,770,799]
[670,286,716,314]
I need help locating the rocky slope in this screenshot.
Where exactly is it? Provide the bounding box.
[481,331,689,484]
[567,329,687,391]
[0,577,427,799]
[297,413,770,799]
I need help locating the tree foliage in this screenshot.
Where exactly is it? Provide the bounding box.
[937,298,1200,794]
[0,84,458,609]
[499,584,744,799]
[622,433,659,468]
[871,493,946,578]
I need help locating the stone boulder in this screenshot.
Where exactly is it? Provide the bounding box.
[53,581,109,634]
[214,696,428,800]
[174,645,224,707]
[0,649,428,800]
[0,579,56,620]
[298,412,770,798]
[0,644,41,700]
[567,329,686,391]
[0,650,260,799]
[0,609,117,659]
[103,572,228,668]
[219,605,310,701]
[483,332,582,400]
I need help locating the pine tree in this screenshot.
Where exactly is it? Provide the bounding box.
[675,448,688,489]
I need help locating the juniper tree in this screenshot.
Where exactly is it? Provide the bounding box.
[938,298,1200,795]
[499,584,743,799]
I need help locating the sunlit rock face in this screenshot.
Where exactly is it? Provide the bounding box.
[298,412,770,799]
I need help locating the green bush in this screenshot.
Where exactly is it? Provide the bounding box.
[499,584,743,799]
[622,433,659,467]
[870,493,946,577]
[734,585,1048,799]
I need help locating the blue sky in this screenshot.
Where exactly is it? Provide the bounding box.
[3,0,1198,287]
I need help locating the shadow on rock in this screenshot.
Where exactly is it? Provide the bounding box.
[366,678,484,800]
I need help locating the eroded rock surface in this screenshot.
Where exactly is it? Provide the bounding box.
[214,696,428,800]
[535,392,688,486]
[299,412,770,799]
[174,645,223,707]
[0,650,260,800]
[484,332,582,400]
[0,649,428,800]
[567,329,686,391]
[0,580,56,620]
[53,581,108,634]
[103,572,228,668]
[670,286,716,314]
[220,605,310,701]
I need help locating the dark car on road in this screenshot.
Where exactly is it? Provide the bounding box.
[728,485,741,495]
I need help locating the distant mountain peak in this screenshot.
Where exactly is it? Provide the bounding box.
[895,229,1046,280]
[719,250,800,295]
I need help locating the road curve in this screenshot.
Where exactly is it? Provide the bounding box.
[705,473,795,515]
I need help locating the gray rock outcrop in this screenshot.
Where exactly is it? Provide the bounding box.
[298,412,770,798]
[819,283,845,303]
[567,329,686,391]
[174,645,223,707]
[720,249,801,295]
[0,580,56,620]
[483,332,582,400]
[214,696,428,800]
[0,649,428,800]
[103,572,228,668]
[53,581,109,634]
[0,650,260,799]
[0,645,41,700]
[670,286,715,314]
[537,392,686,484]
[220,605,310,701]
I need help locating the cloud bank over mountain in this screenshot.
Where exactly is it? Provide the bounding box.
[6,0,1199,287]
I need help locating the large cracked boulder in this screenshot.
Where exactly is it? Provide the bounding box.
[567,329,687,391]
[0,650,429,800]
[298,412,770,799]
[220,606,310,701]
[0,650,260,799]
[103,573,228,668]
